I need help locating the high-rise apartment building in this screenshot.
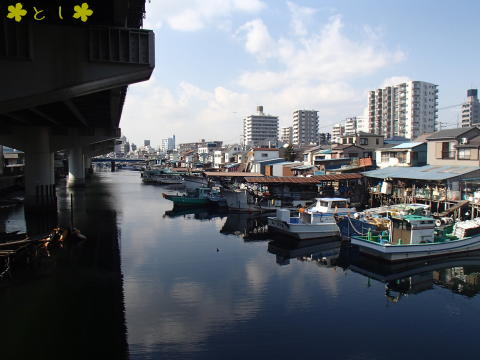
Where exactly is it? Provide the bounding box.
[280,126,293,144]
[344,117,358,135]
[292,110,319,145]
[461,89,480,127]
[332,123,345,144]
[367,81,438,139]
[243,106,279,147]
[161,135,176,152]
[355,116,369,133]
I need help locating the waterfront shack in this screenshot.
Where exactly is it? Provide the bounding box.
[362,165,480,215]
[204,171,263,189]
[244,173,365,206]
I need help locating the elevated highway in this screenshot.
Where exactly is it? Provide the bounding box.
[0,0,154,209]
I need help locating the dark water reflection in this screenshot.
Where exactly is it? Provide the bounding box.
[1,171,480,359]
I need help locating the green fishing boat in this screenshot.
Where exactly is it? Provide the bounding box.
[162,188,215,207]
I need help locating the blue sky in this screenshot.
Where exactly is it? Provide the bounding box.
[121,0,480,147]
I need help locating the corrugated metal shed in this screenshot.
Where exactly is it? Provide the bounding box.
[245,173,362,184]
[362,165,480,181]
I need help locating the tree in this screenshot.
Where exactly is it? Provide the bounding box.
[285,144,296,162]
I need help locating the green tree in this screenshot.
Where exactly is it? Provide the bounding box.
[285,144,295,161]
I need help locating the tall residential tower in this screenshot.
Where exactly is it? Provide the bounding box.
[461,89,480,127]
[243,106,279,147]
[292,110,319,145]
[367,80,438,139]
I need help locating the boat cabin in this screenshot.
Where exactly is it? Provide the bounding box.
[307,198,355,215]
[388,215,435,245]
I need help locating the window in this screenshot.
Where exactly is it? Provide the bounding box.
[262,153,268,158]
[441,142,455,159]
[376,138,380,145]
[342,138,347,144]
[349,138,354,144]
[381,152,390,162]
[360,138,368,145]
[332,201,347,208]
[458,148,471,160]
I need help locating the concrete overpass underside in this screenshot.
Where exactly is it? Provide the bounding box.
[0,0,154,209]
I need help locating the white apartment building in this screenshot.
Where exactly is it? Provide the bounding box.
[161,135,176,152]
[355,116,369,133]
[367,80,438,139]
[332,123,345,144]
[461,89,480,127]
[280,126,293,144]
[243,106,279,147]
[344,117,358,135]
[292,110,319,145]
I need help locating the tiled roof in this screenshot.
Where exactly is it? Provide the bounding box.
[426,127,479,140]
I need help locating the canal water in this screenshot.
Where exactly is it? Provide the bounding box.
[1,171,480,359]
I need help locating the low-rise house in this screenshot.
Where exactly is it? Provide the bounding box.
[251,158,286,175]
[426,127,480,166]
[269,161,304,176]
[376,142,427,168]
[213,150,224,168]
[331,144,367,159]
[245,148,280,172]
[224,145,243,163]
[338,132,384,159]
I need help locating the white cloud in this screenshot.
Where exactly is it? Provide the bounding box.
[122,10,407,145]
[287,1,317,36]
[380,75,412,88]
[143,0,266,31]
[236,19,275,61]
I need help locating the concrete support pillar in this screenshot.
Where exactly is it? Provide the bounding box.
[24,127,56,210]
[85,156,93,177]
[68,146,85,187]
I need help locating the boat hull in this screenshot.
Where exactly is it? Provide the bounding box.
[162,194,211,207]
[351,235,480,262]
[268,217,340,240]
[143,177,183,185]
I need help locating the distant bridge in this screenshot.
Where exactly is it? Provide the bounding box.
[92,158,148,163]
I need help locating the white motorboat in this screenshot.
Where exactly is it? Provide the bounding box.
[267,198,353,240]
[351,215,480,262]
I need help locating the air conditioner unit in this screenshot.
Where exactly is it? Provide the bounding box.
[461,137,469,144]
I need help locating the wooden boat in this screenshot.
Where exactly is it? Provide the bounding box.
[351,215,480,262]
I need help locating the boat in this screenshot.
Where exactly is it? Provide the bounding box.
[142,168,183,184]
[337,203,431,238]
[183,173,209,190]
[267,198,354,240]
[350,214,480,262]
[162,187,224,207]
